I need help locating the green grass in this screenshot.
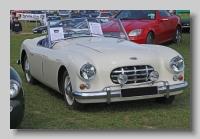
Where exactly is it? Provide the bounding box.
[19,21,40,32]
[10,33,190,129]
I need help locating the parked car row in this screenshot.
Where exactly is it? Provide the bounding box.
[33,10,183,45]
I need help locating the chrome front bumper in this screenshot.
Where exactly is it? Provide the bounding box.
[72,81,188,104]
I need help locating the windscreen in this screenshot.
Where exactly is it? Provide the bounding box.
[47,17,129,42]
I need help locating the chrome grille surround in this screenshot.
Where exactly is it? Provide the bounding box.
[110,65,154,84]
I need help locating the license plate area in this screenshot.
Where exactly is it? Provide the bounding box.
[121,86,158,98]
[179,14,190,18]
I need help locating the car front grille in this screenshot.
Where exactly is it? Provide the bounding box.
[110,65,154,84]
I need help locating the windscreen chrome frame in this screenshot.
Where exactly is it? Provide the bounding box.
[46,18,130,49]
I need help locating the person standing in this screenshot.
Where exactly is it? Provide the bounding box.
[12,17,22,34]
[10,20,12,34]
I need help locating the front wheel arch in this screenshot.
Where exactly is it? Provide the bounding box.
[58,66,85,110]
[58,65,67,94]
[21,50,27,72]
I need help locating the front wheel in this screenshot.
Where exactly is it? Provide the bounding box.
[23,55,36,84]
[146,32,155,44]
[62,70,85,110]
[173,26,182,43]
[155,95,176,104]
[41,30,47,34]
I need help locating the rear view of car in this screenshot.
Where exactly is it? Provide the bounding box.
[45,16,62,26]
[96,12,113,23]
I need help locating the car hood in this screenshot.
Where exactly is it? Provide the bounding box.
[102,20,156,32]
[54,37,158,65]
[72,18,86,23]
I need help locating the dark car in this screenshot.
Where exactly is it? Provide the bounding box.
[30,10,43,14]
[10,66,25,129]
[32,19,77,34]
[67,13,86,24]
[102,10,182,44]
[84,10,99,18]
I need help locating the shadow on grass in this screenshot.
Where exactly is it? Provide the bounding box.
[30,80,183,113]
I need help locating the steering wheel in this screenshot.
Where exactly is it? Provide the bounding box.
[64,30,77,34]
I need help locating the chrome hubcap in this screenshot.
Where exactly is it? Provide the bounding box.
[42,30,47,34]
[176,29,181,43]
[64,76,74,105]
[25,59,31,81]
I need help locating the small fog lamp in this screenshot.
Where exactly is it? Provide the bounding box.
[117,74,128,85]
[173,75,178,81]
[149,71,159,82]
[85,83,91,89]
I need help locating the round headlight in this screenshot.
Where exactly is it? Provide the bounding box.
[117,74,128,85]
[80,63,96,80]
[128,29,142,36]
[170,56,185,73]
[10,79,20,99]
[149,71,159,82]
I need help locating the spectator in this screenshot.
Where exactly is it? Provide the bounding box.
[10,21,12,34]
[12,17,22,34]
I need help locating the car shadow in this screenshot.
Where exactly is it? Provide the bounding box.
[33,80,183,112]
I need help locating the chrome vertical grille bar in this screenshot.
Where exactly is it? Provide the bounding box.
[146,66,148,82]
[134,66,137,83]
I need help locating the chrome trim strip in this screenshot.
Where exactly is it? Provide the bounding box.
[72,81,188,103]
[112,68,154,73]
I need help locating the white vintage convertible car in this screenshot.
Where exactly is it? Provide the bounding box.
[17,19,188,110]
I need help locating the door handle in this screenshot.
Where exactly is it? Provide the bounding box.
[30,52,34,56]
[43,55,48,58]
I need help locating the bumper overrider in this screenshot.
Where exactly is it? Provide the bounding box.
[72,81,188,104]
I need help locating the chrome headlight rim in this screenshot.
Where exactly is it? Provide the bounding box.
[169,55,185,73]
[80,63,96,80]
[149,71,159,82]
[10,79,21,99]
[128,29,142,36]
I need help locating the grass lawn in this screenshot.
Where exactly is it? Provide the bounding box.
[10,33,190,129]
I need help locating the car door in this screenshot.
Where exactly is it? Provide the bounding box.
[158,10,174,41]
[40,39,63,91]
[27,39,46,83]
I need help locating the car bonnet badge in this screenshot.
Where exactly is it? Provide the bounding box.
[130,57,137,60]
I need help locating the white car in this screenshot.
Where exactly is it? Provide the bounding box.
[96,12,113,23]
[17,19,188,111]
[40,16,62,26]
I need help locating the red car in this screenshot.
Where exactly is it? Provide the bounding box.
[101,10,182,44]
[12,10,30,15]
